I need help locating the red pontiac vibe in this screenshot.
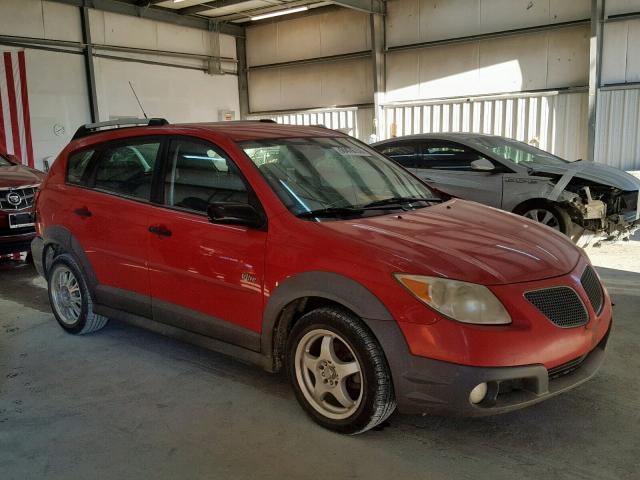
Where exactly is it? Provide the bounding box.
[32,119,612,434]
[0,148,44,255]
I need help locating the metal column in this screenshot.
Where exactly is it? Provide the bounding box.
[587,0,604,162]
[370,13,386,141]
[236,36,250,120]
[80,6,99,122]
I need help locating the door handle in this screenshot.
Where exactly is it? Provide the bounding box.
[74,207,92,218]
[149,225,172,237]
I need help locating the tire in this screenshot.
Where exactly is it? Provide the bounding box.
[286,307,396,434]
[47,253,108,335]
[518,203,572,235]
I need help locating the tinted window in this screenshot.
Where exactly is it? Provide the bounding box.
[242,137,436,217]
[423,142,486,171]
[67,149,95,186]
[164,139,249,213]
[467,136,569,166]
[378,143,419,168]
[94,141,160,200]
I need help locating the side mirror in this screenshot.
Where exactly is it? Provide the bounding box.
[207,202,266,230]
[470,158,496,172]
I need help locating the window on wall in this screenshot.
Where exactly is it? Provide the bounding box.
[94,141,160,200]
[422,142,487,171]
[164,138,249,213]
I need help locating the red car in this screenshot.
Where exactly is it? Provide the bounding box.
[0,148,43,255]
[32,119,611,434]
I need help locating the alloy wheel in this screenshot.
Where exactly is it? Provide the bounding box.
[523,208,561,230]
[50,266,83,326]
[294,329,363,420]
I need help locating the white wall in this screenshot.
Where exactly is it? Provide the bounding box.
[0,0,240,168]
[246,9,373,112]
[386,25,589,103]
[386,0,590,48]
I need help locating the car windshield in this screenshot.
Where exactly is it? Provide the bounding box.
[241,137,438,218]
[468,136,570,167]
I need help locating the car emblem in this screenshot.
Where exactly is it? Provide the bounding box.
[6,191,21,206]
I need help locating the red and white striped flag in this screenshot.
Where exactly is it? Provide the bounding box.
[0,50,34,168]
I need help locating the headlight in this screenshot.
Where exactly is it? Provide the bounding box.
[394,274,511,325]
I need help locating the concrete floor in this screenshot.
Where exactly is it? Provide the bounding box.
[1,239,639,480]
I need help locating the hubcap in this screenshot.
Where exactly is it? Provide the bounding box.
[295,329,363,420]
[523,208,560,230]
[50,266,82,325]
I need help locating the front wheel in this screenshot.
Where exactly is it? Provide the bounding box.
[287,307,396,434]
[519,204,571,234]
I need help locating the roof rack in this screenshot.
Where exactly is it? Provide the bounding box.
[72,118,169,140]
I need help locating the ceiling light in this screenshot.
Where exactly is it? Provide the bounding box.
[173,0,187,3]
[251,6,309,21]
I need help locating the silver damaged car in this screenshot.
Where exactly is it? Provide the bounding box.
[373,133,640,245]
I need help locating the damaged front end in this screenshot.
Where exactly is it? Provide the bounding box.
[559,183,640,246]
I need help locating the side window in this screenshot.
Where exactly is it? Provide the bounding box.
[378,143,419,168]
[67,149,95,186]
[423,142,487,171]
[164,139,249,213]
[94,141,160,200]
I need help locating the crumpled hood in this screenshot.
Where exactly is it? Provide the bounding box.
[319,199,581,285]
[0,164,44,188]
[532,161,640,191]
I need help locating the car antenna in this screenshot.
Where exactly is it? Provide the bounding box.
[129,81,148,119]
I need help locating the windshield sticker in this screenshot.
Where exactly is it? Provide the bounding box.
[332,146,372,157]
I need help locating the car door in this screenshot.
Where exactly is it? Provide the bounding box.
[147,136,267,351]
[414,140,504,208]
[63,137,162,317]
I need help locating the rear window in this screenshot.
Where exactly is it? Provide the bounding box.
[67,149,96,186]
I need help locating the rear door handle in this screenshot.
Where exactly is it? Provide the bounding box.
[149,225,172,237]
[74,207,92,218]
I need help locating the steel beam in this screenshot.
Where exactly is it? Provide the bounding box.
[331,0,385,15]
[236,37,250,118]
[48,0,245,37]
[178,0,255,16]
[587,0,604,163]
[370,13,385,142]
[81,6,100,122]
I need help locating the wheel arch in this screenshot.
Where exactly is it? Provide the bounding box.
[39,225,98,296]
[511,197,558,215]
[261,272,396,372]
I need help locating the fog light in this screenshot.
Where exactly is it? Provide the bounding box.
[469,382,488,404]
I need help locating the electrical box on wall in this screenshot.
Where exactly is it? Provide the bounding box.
[218,110,236,121]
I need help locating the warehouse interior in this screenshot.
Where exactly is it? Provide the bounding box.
[1,0,639,478]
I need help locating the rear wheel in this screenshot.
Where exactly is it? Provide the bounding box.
[48,254,108,335]
[287,307,396,434]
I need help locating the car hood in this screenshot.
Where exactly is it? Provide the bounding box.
[318,199,581,285]
[531,161,640,191]
[0,164,44,188]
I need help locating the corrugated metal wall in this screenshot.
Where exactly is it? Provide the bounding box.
[247,107,374,142]
[595,88,640,172]
[382,90,588,161]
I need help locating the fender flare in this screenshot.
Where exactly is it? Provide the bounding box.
[39,225,98,296]
[260,271,395,358]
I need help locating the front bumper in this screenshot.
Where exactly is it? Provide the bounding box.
[395,323,610,416]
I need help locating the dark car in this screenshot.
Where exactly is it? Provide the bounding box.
[0,149,43,255]
[373,133,640,245]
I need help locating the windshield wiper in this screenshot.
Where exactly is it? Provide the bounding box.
[359,196,441,209]
[296,206,364,218]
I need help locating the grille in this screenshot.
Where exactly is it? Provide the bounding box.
[581,266,604,314]
[0,185,37,211]
[548,355,587,380]
[524,286,588,328]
